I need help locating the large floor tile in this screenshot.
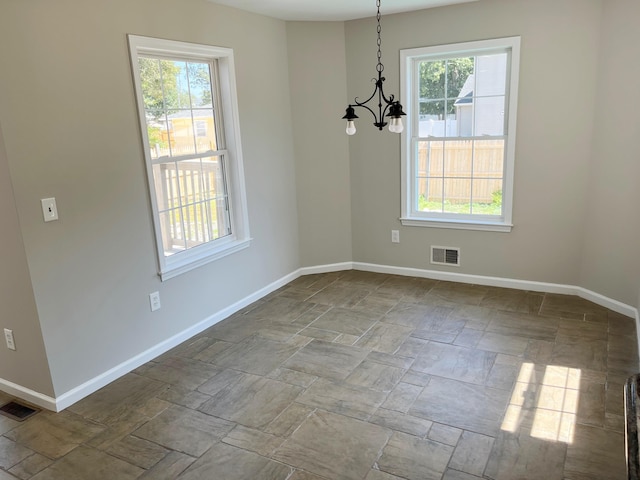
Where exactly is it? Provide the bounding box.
[207,335,301,375]
[67,373,166,425]
[0,436,34,470]
[564,424,625,479]
[272,410,390,480]
[484,430,566,480]
[344,360,405,392]
[198,371,302,429]
[411,343,496,385]
[384,303,453,329]
[30,446,143,480]
[179,442,292,480]
[309,307,379,336]
[133,405,234,456]
[486,312,558,341]
[377,431,454,480]
[4,412,104,459]
[296,377,387,420]
[410,377,510,436]
[355,322,414,353]
[449,431,494,477]
[282,339,369,380]
[480,288,543,314]
[141,356,220,390]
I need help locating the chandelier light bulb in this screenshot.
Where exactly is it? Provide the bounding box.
[346,121,357,136]
[395,118,404,133]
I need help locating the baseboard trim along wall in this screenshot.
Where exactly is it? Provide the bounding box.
[2,261,638,411]
[0,378,57,411]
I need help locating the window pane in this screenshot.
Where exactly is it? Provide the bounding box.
[419,60,445,100]
[160,60,191,109]
[473,140,504,178]
[166,110,196,156]
[187,62,213,108]
[183,201,210,248]
[193,109,217,152]
[153,162,181,211]
[146,111,169,158]
[444,178,471,214]
[418,101,445,137]
[475,96,505,136]
[177,160,204,205]
[138,58,163,111]
[209,199,230,240]
[446,57,474,99]
[417,140,444,177]
[201,156,226,200]
[443,140,473,178]
[475,53,507,97]
[471,179,503,215]
[418,178,443,212]
[159,209,186,256]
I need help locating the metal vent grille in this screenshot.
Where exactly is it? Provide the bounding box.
[431,246,460,266]
[0,401,39,422]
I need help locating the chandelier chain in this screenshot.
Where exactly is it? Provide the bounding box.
[376,0,383,73]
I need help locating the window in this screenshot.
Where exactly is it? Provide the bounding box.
[195,120,207,138]
[128,35,250,280]
[400,37,520,232]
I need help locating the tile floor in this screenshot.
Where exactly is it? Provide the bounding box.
[0,271,638,479]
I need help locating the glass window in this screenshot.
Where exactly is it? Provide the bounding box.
[129,36,250,279]
[401,37,520,232]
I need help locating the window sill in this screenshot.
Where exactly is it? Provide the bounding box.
[159,237,252,281]
[400,217,513,232]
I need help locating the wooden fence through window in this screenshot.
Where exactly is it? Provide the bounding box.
[418,139,505,204]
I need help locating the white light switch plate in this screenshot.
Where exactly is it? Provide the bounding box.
[4,328,16,351]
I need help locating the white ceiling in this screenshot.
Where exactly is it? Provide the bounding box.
[207,0,479,22]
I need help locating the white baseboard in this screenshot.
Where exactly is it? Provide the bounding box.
[4,261,638,412]
[0,378,57,411]
[299,262,353,276]
[353,262,638,319]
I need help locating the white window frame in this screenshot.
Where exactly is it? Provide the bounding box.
[400,37,520,232]
[128,35,250,280]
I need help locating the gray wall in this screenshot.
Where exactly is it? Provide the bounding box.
[0,0,299,395]
[287,22,353,267]
[0,122,54,396]
[345,0,602,286]
[579,0,640,308]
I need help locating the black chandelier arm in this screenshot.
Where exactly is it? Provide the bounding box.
[349,73,398,128]
[376,75,396,106]
[354,76,384,107]
[350,101,378,125]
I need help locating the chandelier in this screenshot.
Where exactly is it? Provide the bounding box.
[342,0,406,135]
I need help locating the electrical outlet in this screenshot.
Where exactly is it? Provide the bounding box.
[149,292,161,312]
[41,198,59,222]
[391,230,400,243]
[4,329,16,351]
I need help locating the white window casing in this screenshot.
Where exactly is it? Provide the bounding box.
[400,37,521,232]
[128,35,250,280]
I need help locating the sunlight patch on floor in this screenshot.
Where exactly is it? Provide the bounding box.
[501,363,581,444]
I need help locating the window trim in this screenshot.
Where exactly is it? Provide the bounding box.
[128,35,250,280]
[400,36,521,232]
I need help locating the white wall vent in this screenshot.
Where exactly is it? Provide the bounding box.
[431,246,460,266]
